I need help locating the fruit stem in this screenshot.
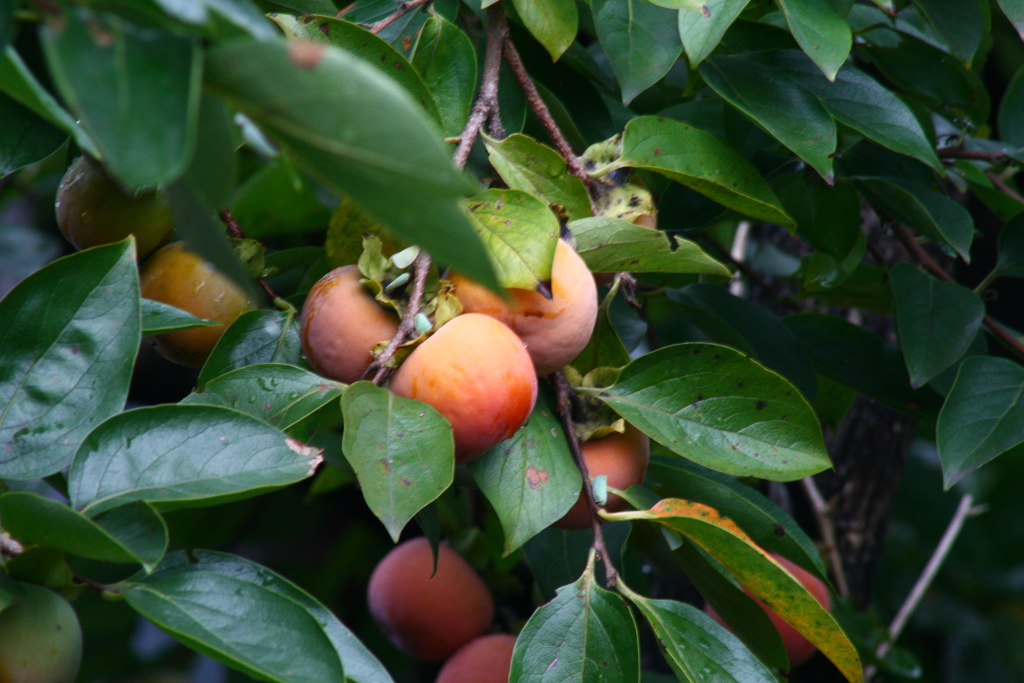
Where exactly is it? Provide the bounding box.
[369,251,432,385]
[552,371,618,588]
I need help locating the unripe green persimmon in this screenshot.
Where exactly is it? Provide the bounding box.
[449,240,598,376]
[56,156,173,260]
[367,538,494,662]
[139,242,255,367]
[300,265,400,383]
[0,582,83,683]
[436,633,517,683]
[390,313,538,463]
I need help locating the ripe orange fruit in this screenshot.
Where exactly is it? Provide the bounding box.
[436,633,517,683]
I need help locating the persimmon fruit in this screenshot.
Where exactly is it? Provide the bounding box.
[436,633,517,683]
[704,553,831,668]
[55,156,173,260]
[139,242,255,367]
[0,582,83,683]
[448,240,598,376]
[390,313,537,463]
[300,265,400,383]
[367,538,494,662]
[554,425,650,530]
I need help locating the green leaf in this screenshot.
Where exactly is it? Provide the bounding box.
[512,0,578,60]
[231,157,333,238]
[0,240,140,481]
[411,14,477,138]
[0,493,167,572]
[41,7,201,188]
[776,174,862,258]
[911,0,983,66]
[142,298,219,335]
[998,0,1024,40]
[124,551,347,683]
[0,46,99,157]
[621,589,779,683]
[996,212,1024,279]
[858,178,974,262]
[571,216,731,276]
[468,388,582,555]
[937,357,1024,487]
[776,0,851,81]
[340,381,454,542]
[592,0,682,105]
[616,116,795,225]
[571,292,632,375]
[999,65,1024,148]
[484,134,592,222]
[0,93,67,176]
[273,14,443,131]
[646,457,827,581]
[700,55,836,181]
[69,404,322,515]
[678,0,751,69]
[205,38,499,292]
[509,563,641,682]
[182,364,344,430]
[592,343,830,481]
[890,264,985,389]
[782,313,944,417]
[466,189,561,290]
[0,0,11,51]
[619,499,863,683]
[752,51,942,172]
[198,310,303,388]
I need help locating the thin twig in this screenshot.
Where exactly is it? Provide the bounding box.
[367,251,432,385]
[985,170,1024,206]
[552,371,618,588]
[452,5,508,168]
[501,39,598,194]
[365,0,433,34]
[801,476,850,597]
[73,572,120,595]
[937,146,1010,162]
[890,222,1024,362]
[218,208,279,301]
[865,494,982,681]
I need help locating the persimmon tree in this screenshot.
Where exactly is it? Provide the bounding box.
[1,0,1023,682]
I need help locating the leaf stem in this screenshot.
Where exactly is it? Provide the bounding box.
[452,4,508,168]
[985,170,1024,206]
[890,222,1024,362]
[367,251,432,385]
[365,0,434,35]
[73,572,121,595]
[552,371,618,588]
[865,494,983,681]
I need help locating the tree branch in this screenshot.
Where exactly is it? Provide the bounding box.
[937,146,1010,162]
[367,251,431,385]
[890,222,1024,362]
[452,4,508,168]
[985,170,1024,206]
[501,38,598,195]
[552,371,617,588]
[365,0,433,35]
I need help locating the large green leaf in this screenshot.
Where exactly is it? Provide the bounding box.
[509,563,641,682]
[937,357,1024,488]
[775,173,862,258]
[205,38,498,292]
[123,551,348,683]
[198,310,303,388]
[911,0,983,66]
[570,216,731,276]
[273,14,442,131]
[512,0,578,60]
[466,189,560,290]
[231,156,332,238]
[484,134,593,222]
[700,54,836,181]
[588,343,830,481]
[340,382,454,541]
[615,116,795,225]
[142,298,218,335]
[41,7,201,188]
[411,14,477,138]
[776,0,852,81]
[468,388,582,555]
[0,241,140,480]
[890,263,985,389]
[0,493,167,573]
[592,0,682,104]
[69,404,322,515]
[998,0,1024,40]
[0,93,67,176]
[182,363,344,431]
[678,0,751,68]
[999,65,1024,149]
[615,499,863,683]
[995,212,1024,280]
[858,178,974,262]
